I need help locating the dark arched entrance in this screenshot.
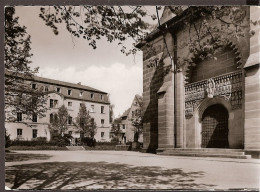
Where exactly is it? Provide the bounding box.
[201,104,229,148]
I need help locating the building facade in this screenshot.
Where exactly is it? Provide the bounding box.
[111,95,143,144]
[121,95,143,143]
[5,75,111,142]
[137,6,260,156]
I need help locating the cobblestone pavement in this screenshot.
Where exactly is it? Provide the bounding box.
[5,150,260,190]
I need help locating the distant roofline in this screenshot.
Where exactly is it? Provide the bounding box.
[5,70,108,94]
[34,75,108,94]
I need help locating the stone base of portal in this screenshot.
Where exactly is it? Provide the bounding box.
[156,148,253,159]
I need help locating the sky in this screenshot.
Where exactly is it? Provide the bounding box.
[14,6,162,118]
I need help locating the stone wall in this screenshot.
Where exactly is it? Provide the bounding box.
[142,33,174,152]
[191,49,239,83]
[244,7,260,152]
[140,6,253,152]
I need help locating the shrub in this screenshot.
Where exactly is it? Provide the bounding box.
[95,141,118,146]
[36,137,47,142]
[49,135,70,147]
[9,135,71,147]
[110,137,119,143]
[7,145,68,150]
[10,138,48,146]
[126,141,132,146]
[83,145,116,150]
[81,137,96,147]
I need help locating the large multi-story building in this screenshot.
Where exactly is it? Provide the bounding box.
[5,75,111,142]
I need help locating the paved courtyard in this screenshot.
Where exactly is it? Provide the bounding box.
[5,150,260,190]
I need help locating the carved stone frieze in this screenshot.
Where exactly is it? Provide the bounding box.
[185,71,243,118]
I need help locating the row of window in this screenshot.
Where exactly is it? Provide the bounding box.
[17,113,38,122]
[90,105,105,113]
[49,114,105,125]
[32,83,104,100]
[50,99,105,114]
[17,112,106,125]
[17,128,106,139]
[17,128,38,138]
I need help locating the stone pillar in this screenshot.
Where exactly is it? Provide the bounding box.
[157,57,174,150]
[244,6,260,157]
[176,72,184,148]
[157,82,174,150]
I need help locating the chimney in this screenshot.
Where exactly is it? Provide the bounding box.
[77,82,81,85]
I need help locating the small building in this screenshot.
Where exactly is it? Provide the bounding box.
[5,75,111,142]
[120,95,143,143]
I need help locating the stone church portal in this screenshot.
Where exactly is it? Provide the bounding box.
[136,6,260,158]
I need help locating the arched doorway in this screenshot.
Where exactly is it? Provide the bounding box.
[201,104,229,148]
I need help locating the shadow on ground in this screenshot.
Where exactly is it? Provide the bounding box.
[5,152,52,162]
[5,161,215,190]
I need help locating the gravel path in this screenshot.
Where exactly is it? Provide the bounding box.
[5,150,260,190]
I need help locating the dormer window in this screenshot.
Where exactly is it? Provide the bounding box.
[56,87,61,93]
[91,93,94,99]
[68,89,72,95]
[80,91,83,97]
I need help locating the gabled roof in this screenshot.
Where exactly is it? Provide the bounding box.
[120,94,143,119]
[121,108,131,118]
[134,94,143,106]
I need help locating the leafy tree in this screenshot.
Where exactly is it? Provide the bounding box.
[38,6,159,55]
[131,100,143,142]
[111,117,122,139]
[39,6,258,70]
[75,103,97,138]
[146,6,252,70]
[49,105,69,136]
[109,104,115,123]
[5,7,47,120]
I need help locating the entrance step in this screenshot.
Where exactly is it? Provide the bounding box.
[157,148,251,159]
[66,146,85,151]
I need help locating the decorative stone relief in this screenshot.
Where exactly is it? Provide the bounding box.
[206,78,215,98]
[185,70,243,118]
